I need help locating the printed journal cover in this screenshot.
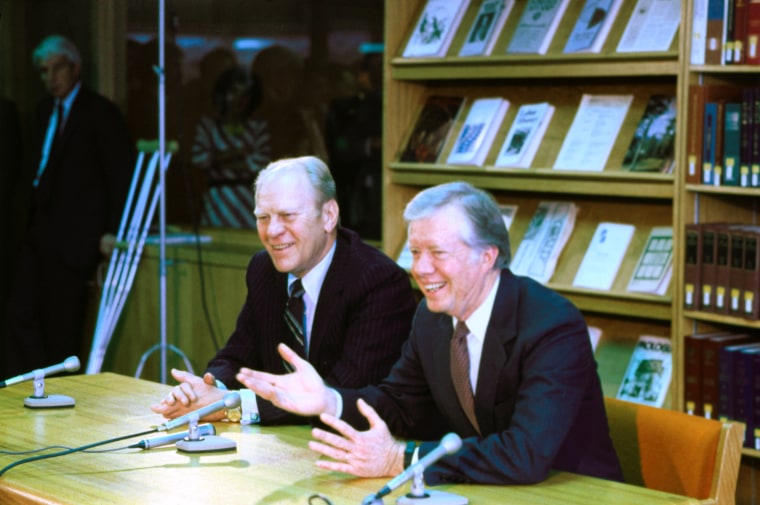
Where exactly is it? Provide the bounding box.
[622,94,677,172]
[400,95,466,163]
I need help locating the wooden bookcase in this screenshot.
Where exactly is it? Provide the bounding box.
[383,1,760,500]
[677,1,760,499]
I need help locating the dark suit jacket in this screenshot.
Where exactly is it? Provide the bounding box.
[29,85,134,270]
[206,227,417,425]
[339,269,623,485]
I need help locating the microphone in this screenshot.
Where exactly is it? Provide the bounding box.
[129,423,216,449]
[157,392,240,432]
[373,433,462,501]
[0,356,80,388]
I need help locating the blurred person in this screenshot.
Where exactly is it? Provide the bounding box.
[250,45,326,161]
[2,35,135,376]
[191,66,271,228]
[151,156,416,425]
[325,52,383,240]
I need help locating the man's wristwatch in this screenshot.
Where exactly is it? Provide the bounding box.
[404,441,418,468]
[225,405,242,422]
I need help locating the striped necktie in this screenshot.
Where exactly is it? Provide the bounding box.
[450,320,480,433]
[283,279,306,371]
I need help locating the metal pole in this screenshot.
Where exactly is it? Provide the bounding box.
[158,0,168,383]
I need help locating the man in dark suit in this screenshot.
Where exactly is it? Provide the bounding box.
[151,156,416,425]
[3,35,134,376]
[237,181,623,485]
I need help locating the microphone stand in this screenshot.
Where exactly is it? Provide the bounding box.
[396,470,468,505]
[23,371,76,409]
[175,413,237,453]
[362,467,469,505]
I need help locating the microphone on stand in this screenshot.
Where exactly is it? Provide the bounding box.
[157,392,240,453]
[0,356,81,408]
[0,356,80,388]
[363,433,467,505]
[129,423,216,449]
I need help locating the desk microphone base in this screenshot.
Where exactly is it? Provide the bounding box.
[397,490,468,505]
[176,435,236,453]
[24,394,76,408]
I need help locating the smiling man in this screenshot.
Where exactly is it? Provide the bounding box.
[151,156,416,425]
[237,181,623,485]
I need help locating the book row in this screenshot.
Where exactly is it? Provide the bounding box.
[684,222,760,319]
[397,202,673,296]
[684,331,760,449]
[687,84,760,187]
[403,0,680,59]
[691,0,760,66]
[400,93,676,173]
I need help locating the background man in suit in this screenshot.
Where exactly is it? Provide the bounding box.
[237,181,623,484]
[151,156,416,425]
[3,35,134,376]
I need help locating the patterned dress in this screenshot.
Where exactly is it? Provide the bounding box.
[191,117,271,228]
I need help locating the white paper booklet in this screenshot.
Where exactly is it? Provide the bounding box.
[510,201,578,284]
[588,326,603,352]
[689,0,708,64]
[627,226,673,295]
[506,0,570,54]
[499,204,519,230]
[563,0,623,53]
[573,222,635,290]
[616,0,681,53]
[459,0,515,56]
[403,0,470,58]
[617,335,672,408]
[493,102,554,168]
[447,97,510,166]
[553,94,633,171]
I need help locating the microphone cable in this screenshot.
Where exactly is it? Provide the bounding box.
[0,427,157,477]
[1,444,138,455]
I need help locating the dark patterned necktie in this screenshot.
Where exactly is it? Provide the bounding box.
[55,100,65,138]
[450,320,480,433]
[283,279,306,371]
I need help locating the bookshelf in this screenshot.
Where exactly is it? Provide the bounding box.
[383,0,681,405]
[383,1,759,500]
[679,0,760,494]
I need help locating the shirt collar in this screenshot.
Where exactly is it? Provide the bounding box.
[288,239,337,301]
[58,81,81,112]
[454,274,500,344]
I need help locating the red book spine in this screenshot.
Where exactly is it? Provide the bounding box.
[684,223,703,311]
[747,0,760,64]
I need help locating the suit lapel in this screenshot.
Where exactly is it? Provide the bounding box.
[307,232,348,360]
[473,270,518,435]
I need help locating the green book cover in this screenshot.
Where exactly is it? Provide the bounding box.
[723,102,742,186]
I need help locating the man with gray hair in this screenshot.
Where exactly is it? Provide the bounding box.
[152,156,416,425]
[3,35,134,376]
[237,181,623,485]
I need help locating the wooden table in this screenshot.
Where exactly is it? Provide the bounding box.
[0,373,699,505]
